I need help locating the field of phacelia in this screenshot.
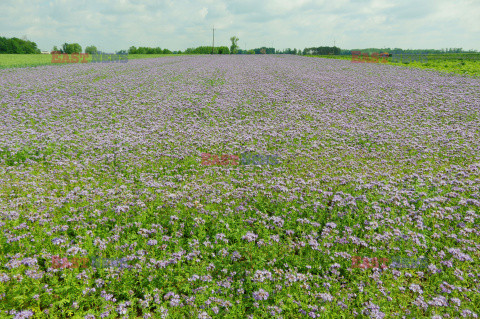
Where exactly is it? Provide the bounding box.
[1,55,479,318]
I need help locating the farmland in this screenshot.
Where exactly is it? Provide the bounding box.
[0,54,187,69]
[2,53,480,78]
[309,53,480,78]
[1,55,480,318]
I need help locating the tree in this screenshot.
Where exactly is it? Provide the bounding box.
[85,45,97,54]
[128,46,137,54]
[0,36,40,54]
[62,43,82,54]
[217,46,230,54]
[230,36,239,54]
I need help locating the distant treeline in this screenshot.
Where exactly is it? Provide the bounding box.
[184,46,230,54]
[237,47,300,55]
[276,48,302,55]
[123,45,480,56]
[253,47,275,54]
[303,46,341,55]
[52,43,82,54]
[2,35,478,56]
[0,36,40,54]
[128,46,173,54]
[125,46,338,55]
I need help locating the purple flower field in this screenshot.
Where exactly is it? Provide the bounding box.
[1,55,479,318]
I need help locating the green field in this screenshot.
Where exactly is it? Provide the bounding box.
[309,53,480,77]
[0,54,189,68]
[1,53,480,78]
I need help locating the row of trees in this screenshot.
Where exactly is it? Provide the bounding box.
[50,43,337,56]
[303,46,341,55]
[128,46,173,54]
[183,46,230,54]
[276,48,302,55]
[53,44,120,55]
[237,49,256,54]
[124,37,292,56]
[51,42,480,56]
[6,36,477,56]
[52,43,82,54]
[0,36,40,54]
[49,44,480,56]
[236,47,276,54]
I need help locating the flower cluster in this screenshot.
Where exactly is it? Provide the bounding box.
[0,55,479,318]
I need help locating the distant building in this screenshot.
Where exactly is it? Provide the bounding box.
[41,51,50,54]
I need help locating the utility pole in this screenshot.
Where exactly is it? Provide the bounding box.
[212,25,215,54]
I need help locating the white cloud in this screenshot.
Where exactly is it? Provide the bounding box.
[199,7,208,19]
[0,0,478,52]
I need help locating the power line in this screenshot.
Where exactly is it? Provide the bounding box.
[212,26,215,54]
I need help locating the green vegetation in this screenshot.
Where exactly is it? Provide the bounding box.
[61,43,82,54]
[1,48,479,79]
[85,45,98,55]
[128,46,173,54]
[183,46,230,54]
[0,36,40,54]
[0,54,53,68]
[340,47,478,55]
[309,53,480,78]
[0,54,479,318]
[230,36,239,54]
[303,46,341,55]
[0,53,192,69]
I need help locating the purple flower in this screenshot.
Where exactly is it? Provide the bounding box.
[318,293,334,302]
[114,205,129,214]
[198,312,211,319]
[236,205,247,212]
[14,310,34,319]
[428,296,449,307]
[242,232,258,242]
[0,273,10,283]
[147,239,158,246]
[325,222,337,229]
[448,248,473,262]
[51,238,65,245]
[20,258,37,267]
[231,251,242,261]
[252,289,269,301]
[409,284,423,294]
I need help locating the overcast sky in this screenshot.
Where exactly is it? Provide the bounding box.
[1,0,479,52]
